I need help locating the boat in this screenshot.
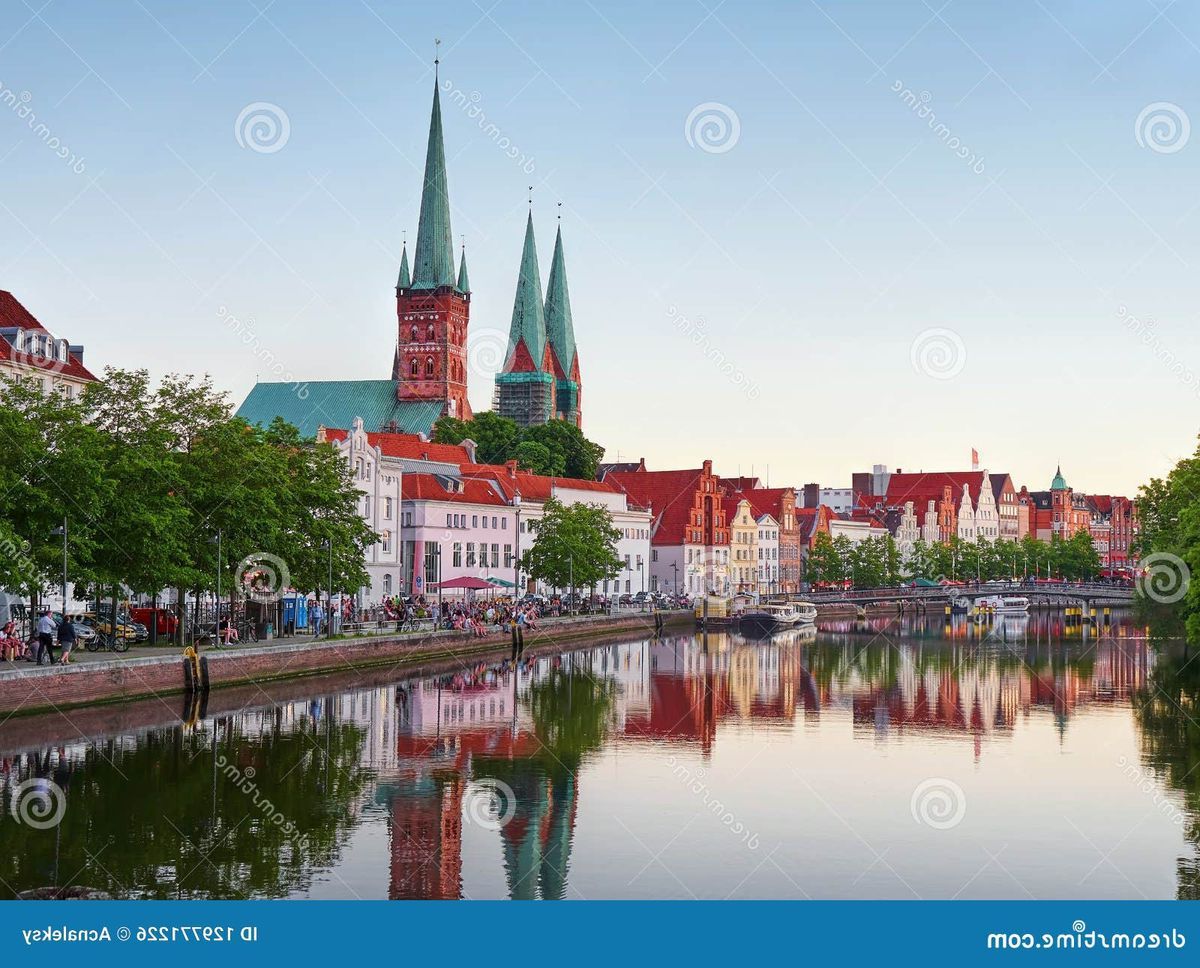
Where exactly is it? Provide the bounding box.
[973,595,1030,614]
[740,602,817,630]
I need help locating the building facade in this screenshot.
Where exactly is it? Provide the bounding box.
[0,291,97,399]
[608,460,730,597]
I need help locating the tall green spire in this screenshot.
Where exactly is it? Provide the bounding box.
[544,224,576,374]
[396,243,410,290]
[410,80,456,290]
[1050,465,1067,491]
[504,212,546,368]
[457,245,470,293]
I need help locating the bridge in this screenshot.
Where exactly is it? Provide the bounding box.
[792,581,1134,608]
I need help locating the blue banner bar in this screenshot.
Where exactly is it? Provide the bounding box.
[0,902,1192,964]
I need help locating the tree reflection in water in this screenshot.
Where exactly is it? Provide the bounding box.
[1132,647,1200,899]
[0,707,370,899]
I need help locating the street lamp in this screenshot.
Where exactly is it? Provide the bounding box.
[512,491,522,597]
[671,562,679,597]
[206,528,222,649]
[324,538,333,640]
[49,516,66,616]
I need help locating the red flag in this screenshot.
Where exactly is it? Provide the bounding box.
[971,448,979,470]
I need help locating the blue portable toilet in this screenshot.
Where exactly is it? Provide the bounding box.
[281,594,308,635]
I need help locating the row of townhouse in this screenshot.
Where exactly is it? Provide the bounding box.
[319,418,652,602]
[828,464,1138,567]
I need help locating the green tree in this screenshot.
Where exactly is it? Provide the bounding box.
[519,498,622,594]
[432,412,606,479]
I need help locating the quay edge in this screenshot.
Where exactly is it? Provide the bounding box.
[0,610,694,720]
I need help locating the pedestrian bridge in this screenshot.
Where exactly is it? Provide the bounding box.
[795,581,1134,608]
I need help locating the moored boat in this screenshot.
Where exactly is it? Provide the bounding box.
[740,602,816,629]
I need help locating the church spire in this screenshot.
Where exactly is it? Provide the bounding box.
[410,76,456,290]
[396,242,411,291]
[544,221,576,376]
[457,242,470,293]
[503,211,546,369]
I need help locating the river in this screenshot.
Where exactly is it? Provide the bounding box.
[1,612,1195,900]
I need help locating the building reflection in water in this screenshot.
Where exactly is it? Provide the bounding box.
[0,612,1164,901]
[369,612,1151,899]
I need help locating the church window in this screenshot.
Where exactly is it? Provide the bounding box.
[427,323,435,340]
[410,326,418,341]
[425,357,434,378]
[409,358,419,378]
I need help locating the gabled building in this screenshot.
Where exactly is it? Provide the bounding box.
[725,496,758,594]
[606,460,730,597]
[0,290,97,399]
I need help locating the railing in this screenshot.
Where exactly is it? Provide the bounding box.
[803,581,1135,604]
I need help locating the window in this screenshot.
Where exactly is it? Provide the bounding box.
[466,543,476,566]
[410,358,420,378]
[453,542,463,567]
[364,496,372,518]
[652,549,658,562]
[427,323,435,340]
[425,357,434,378]
[385,497,393,519]
[491,516,497,528]
[410,325,418,341]
[383,574,392,595]
[491,544,500,567]
[472,515,478,528]
[502,518,507,530]
[504,544,513,566]
[446,513,452,528]
[382,530,391,553]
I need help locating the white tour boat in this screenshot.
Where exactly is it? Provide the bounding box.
[973,595,1030,614]
[740,601,818,630]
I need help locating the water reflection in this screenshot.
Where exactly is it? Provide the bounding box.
[0,613,1188,900]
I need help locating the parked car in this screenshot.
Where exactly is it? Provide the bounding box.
[129,606,179,637]
[80,612,139,642]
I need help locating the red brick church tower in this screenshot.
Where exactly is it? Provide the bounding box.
[392,67,472,421]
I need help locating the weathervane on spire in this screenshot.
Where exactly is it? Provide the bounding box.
[434,37,441,79]
[528,185,533,208]
[557,201,562,221]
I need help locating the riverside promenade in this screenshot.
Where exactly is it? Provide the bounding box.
[0,608,694,718]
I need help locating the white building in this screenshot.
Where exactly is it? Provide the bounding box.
[756,513,779,595]
[322,418,403,603]
[894,501,920,561]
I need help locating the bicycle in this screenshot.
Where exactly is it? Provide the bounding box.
[85,630,129,654]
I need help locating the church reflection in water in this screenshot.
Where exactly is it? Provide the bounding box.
[372,613,1153,899]
[0,612,1174,900]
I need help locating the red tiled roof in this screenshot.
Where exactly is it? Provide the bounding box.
[607,468,709,544]
[0,291,97,382]
[736,486,794,521]
[0,291,49,332]
[885,471,983,509]
[460,463,623,502]
[324,427,472,464]
[401,473,508,506]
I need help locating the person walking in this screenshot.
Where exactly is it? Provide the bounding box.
[57,616,76,665]
[35,609,56,666]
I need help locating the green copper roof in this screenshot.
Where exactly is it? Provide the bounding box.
[396,244,411,290]
[457,247,470,293]
[544,224,577,374]
[1050,465,1067,491]
[411,82,457,290]
[236,379,443,439]
[504,213,546,367]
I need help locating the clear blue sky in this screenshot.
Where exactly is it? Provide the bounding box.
[2,0,1198,496]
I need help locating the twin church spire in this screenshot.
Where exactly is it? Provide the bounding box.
[395,65,581,429]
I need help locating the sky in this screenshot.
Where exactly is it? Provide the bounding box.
[2,0,1198,496]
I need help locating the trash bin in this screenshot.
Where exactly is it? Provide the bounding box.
[264,622,274,641]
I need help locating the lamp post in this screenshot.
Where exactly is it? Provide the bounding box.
[324,538,333,640]
[49,517,66,616]
[206,528,222,649]
[671,562,679,598]
[512,491,523,598]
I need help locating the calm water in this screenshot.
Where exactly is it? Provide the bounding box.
[2,613,1197,900]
